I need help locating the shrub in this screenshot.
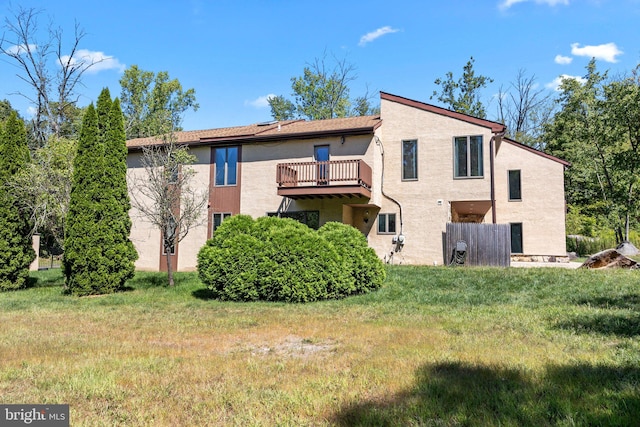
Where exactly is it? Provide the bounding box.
[197,216,383,302]
[318,222,386,295]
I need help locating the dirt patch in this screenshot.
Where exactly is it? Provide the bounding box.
[246,335,337,358]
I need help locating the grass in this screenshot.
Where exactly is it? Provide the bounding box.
[1,267,639,426]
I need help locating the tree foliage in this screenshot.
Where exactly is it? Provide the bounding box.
[0,6,99,145]
[269,53,378,121]
[64,89,137,295]
[544,60,640,243]
[431,57,493,119]
[119,65,199,139]
[0,112,35,290]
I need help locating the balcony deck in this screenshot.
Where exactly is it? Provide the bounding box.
[276,159,372,199]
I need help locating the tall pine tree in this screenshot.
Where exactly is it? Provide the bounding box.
[0,112,36,290]
[64,89,137,295]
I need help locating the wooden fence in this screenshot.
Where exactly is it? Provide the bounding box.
[444,222,511,267]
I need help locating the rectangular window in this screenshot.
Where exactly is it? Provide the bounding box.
[510,223,523,254]
[402,139,418,180]
[212,212,232,236]
[214,146,238,186]
[508,170,521,201]
[377,213,397,234]
[163,217,177,255]
[454,136,483,178]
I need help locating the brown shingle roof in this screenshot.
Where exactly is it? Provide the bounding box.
[127,116,382,149]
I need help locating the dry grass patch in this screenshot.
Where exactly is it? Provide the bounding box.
[1,267,639,425]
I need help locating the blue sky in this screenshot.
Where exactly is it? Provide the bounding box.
[0,0,638,131]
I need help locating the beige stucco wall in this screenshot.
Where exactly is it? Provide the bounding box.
[368,98,496,264]
[494,140,567,256]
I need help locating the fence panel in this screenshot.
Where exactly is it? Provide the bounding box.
[445,223,511,267]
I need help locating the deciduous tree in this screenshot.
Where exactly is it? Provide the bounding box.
[431,56,493,118]
[269,53,378,121]
[0,6,100,145]
[119,65,199,139]
[129,135,207,286]
[545,60,640,243]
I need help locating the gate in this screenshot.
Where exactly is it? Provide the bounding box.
[445,223,511,267]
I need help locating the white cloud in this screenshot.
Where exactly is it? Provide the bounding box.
[358,26,400,47]
[499,0,568,10]
[59,49,126,73]
[26,106,37,118]
[570,42,623,63]
[546,74,587,91]
[554,54,573,65]
[245,94,275,108]
[5,43,37,55]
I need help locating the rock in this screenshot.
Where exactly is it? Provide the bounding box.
[580,249,639,269]
[616,241,640,256]
[567,252,578,260]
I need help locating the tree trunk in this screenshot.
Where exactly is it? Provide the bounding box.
[166,251,175,287]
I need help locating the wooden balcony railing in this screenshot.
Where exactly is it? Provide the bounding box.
[276,159,372,190]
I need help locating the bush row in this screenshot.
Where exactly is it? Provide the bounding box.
[197,215,385,302]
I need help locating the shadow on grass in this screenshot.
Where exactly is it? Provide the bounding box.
[334,361,640,426]
[191,288,218,301]
[555,312,640,337]
[576,293,640,311]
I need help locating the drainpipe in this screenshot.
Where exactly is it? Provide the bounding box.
[374,136,404,236]
[490,131,506,224]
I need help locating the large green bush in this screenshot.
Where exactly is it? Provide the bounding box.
[197,215,385,302]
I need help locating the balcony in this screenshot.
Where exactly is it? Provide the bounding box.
[276,159,372,199]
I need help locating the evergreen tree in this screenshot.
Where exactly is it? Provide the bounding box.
[0,112,35,290]
[64,90,137,295]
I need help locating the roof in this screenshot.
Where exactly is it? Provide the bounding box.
[127,115,382,149]
[380,91,507,133]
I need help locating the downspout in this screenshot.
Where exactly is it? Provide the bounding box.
[490,130,505,224]
[374,136,403,236]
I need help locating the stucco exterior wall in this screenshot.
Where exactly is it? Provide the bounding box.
[368,98,496,264]
[494,140,567,256]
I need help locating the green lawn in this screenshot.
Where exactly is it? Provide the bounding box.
[1,267,639,426]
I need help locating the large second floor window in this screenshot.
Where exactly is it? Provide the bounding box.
[454,135,483,178]
[402,139,418,180]
[214,146,238,186]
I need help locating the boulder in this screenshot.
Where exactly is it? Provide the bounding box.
[616,241,640,256]
[580,248,639,269]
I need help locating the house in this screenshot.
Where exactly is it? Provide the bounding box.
[126,92,569,271]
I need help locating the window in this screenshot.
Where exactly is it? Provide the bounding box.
[402,139,418,180]
[377,213,397,234]
[454,135,483,178]
[163,217,177,255]
[214,146,238,186]
[510,223,523,254]
[508,170,521,201]
[212,212,232,236]
[268,211,320,230]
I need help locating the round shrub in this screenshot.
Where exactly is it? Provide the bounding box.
[318,222,386,294]
[197,216,382,302]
